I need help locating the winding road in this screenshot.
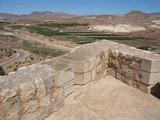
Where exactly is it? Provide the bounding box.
[0,50,30,67]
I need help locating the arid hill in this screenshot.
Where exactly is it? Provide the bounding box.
[1,10,160,25]
[90,11,160,26]
[0,11,76,24]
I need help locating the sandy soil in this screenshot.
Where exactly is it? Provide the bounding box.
[90,24,146,33]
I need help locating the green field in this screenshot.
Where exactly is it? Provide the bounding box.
[37,23,88,28]
[11,24,139,44]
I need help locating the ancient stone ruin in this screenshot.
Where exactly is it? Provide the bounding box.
[0,40,160,120]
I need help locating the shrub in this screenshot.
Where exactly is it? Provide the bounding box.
[22,41,66,57]
[136,45,154,50]
[0,66,6,76]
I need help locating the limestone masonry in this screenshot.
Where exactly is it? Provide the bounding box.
[0,40,160,120]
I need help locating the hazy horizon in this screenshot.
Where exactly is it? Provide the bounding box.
[0,10,160,16]
[0,0,160,15]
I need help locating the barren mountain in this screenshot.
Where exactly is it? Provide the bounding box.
[151,12,160,16]
[0,13,18,23]
[0,13,18,19]
[90,11,160,26]
[1,10,160,25]
[0,11,77,23]
[16,11,76,23]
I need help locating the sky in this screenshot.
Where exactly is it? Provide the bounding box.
[0,0,160,15]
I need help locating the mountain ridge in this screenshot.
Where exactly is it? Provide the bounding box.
[0,10,160,24]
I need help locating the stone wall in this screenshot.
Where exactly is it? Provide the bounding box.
[105,42,160,93]
[0,40,160,120]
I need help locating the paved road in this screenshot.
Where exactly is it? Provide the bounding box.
[0,50,30,67]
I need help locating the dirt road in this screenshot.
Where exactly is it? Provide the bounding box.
[15,31,74,51]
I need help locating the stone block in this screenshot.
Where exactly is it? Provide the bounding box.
[133,81,140,89]
[0,87,20,118]
[21,108,47,120]
[140,70,160,85]
[132,81,148,93]
[139,71,150,85]
[73,56,96,74]
[43,77,56,94]
[133,70,141,81]
[91,68,96,81]
[0,88,9,102]
[55,69,74,86]
[74,71,92,85]
[127,79,134,86]
[39,95,51,107]
[4,103,20,120]
[123,68,134,80]
[95,63,102,73]
[115,72,126,83]
[120,64,128,75]
[88,56,97,69]
[74,60,90,73]
[62,80,74,97]
[0,96,20,119]
[1,87,18,103]
[94,55,101,67]
[19,82,36,102]
[51,87,65,112]
[108,58,119,69]
[22,100,38,113]
[34,79,46,99]
[107,68,116,77]
[138,83,148,93]
[129,61,140,69]
[140,59,160,73]
[149,72,160,84]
